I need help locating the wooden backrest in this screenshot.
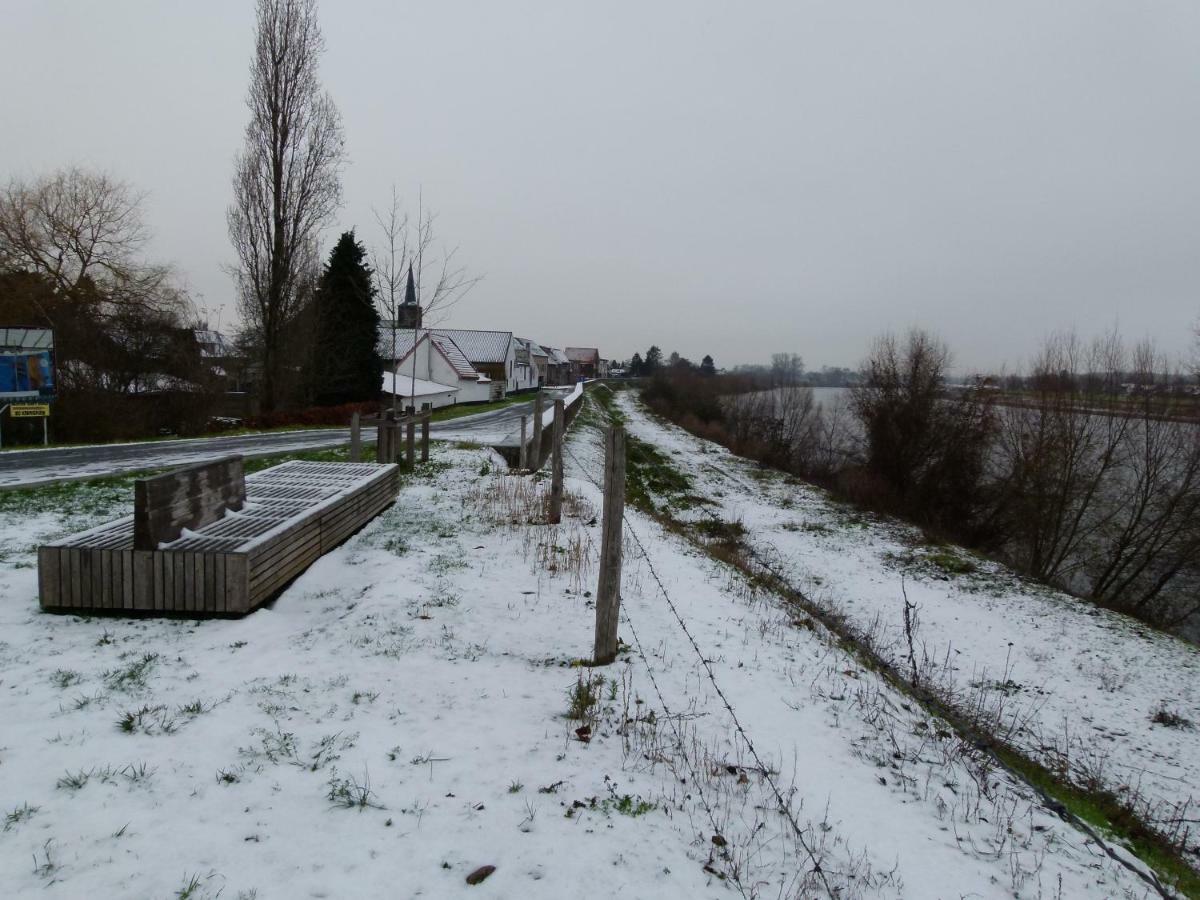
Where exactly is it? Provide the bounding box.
[134,455,245,550]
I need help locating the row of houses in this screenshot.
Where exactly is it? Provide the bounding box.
[378,326,609,410]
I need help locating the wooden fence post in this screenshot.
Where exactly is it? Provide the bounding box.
[519,415,528,471]
[420,403,431,463]
[549,399,565,523]
[593,425,626,665]
[531,391,544,466]
[376,414,394,464]
[405,417,416,467]
[349,411,361,462]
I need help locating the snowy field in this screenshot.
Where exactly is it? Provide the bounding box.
[614,389,1200,878]
[0,408,1177,897]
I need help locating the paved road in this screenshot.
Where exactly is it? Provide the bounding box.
[0,392,566,487]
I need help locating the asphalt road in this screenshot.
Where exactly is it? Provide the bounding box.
[0,393,563,487]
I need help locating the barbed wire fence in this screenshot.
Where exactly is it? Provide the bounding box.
[561,439,837,897]
[562,391,1175,900]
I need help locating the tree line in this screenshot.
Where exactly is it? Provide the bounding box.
[0,0,474,441]
[642,326,1200,637]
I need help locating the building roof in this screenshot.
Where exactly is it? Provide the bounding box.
[543,347,571,366]
[378,330,480,380]
[431,329,512,364]
[565,347,600,364]
[194,329,235,358]
[519,338,549,359]
[429,334,477,378]
[381,372,459,398]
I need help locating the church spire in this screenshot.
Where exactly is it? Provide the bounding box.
[397,263,421,329]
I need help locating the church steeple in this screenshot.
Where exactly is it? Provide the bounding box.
[397,263,421,329]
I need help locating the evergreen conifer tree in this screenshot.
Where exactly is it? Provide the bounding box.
[309,231,383,406]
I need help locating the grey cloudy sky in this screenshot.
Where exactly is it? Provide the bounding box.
[3,1,1198,372]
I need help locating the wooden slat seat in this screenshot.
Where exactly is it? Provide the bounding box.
[37,460,399,616]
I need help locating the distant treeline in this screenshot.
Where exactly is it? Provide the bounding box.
[617,347,861,387]
[641,328,1200,638]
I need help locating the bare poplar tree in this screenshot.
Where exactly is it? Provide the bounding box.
[227,0,344,411]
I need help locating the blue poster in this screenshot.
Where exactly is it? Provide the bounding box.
[0,351,54,399]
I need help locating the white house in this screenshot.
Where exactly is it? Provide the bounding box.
[380,372,459,409]
[380,331,494,405]
[429,329,526,396]
[511,338,542,393]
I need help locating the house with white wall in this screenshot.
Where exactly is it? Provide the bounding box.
[380,331,494,405]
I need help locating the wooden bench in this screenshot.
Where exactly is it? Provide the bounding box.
[38,459,399,616]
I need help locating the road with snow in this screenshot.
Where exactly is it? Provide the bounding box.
[0,393,565,487]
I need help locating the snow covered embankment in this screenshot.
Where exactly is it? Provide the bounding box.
[614,387,1200,881]
[0,434,1167,898]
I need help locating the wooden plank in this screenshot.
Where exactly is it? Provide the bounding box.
[99,550,111,611]
[133,551,154,610]
[225,554,249,614]
[248,531,323,590]
[196,552,207,613]
[152,551,165,612]
[38,547,59,609]
[134,456,245,550]
[123,550,135,609]
[78,549,93,610]
[161,552,173,613]
[213,553,225,614]
[174,552,185,612]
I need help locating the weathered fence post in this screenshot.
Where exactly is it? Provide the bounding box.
[531,391,544,466]
[376,412,394,464]
[405,417,416,467]
[349,411,361,462]
[593,425,626,665]
[420,403,431,463]
[549,399,565,523]
[519,415,528,471]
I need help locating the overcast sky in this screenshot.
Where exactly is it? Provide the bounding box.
[3,1,1198,372]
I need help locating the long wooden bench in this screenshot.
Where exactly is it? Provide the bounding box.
[38,459,399,616]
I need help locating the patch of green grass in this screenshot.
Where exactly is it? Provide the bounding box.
[104,653,159,693]
[925,550,977,576]
[566,672,603,722]
[3,802,39,831]
[604,794,656,817]
[691,518,747,546]
[998,746,1200,898]
[50,668,83,689]
[625,436,691,512]
[428,394,531,423]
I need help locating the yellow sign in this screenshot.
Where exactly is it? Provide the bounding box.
[10,404,50,418]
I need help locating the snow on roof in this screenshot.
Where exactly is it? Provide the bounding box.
[565,347,599,363]
[543,347,570,365]
[378,330,480,380]
[381,372,459,398]
[430,334,477,378]
[519,338,549,358]
[194,330,234,358]
[431,329,512,364]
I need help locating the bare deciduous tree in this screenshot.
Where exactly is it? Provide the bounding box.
[227,0,344,411]
[992,329,1131,582]
[371,187,480,412]
[0,167,181,323]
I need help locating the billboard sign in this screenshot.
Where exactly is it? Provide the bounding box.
[0,328,55,401]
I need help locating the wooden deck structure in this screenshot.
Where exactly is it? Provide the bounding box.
[38,460,399,616]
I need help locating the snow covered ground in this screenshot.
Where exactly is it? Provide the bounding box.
[613,388,1200,877]
[0,412,1176,897]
